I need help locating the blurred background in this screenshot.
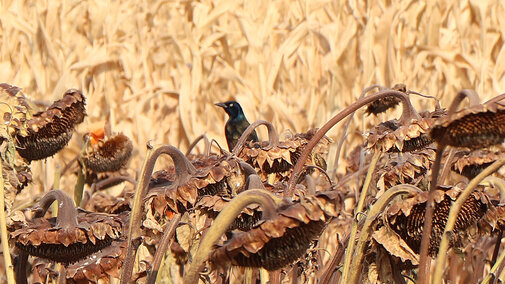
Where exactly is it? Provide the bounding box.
[1,0,504,194]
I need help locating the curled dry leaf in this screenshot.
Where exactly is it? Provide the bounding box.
[15,89,86,161]
[372,226,419,265]
[210,191,340,270]
[430,97,505,149]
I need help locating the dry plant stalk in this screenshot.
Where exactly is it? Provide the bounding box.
[4,1,505,283]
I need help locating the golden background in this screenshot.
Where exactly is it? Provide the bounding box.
[2,0,503,191]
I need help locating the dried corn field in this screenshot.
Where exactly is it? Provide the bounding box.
[3,0,505,283]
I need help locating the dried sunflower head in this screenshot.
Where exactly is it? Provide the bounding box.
[364,83,406,116]
[375,148,435,191]
[210,190,340,270]
[145,154,246,230]
[12,190,125,265]
[452,147,505,179]
[385,186,489,256]
[197,195,263,231]
[12,209,125,264]
[365,109,445,153]
[430,95,505,149]
[29,213,129,283]
[82,133,133,173]
[15,89,86,161]
[237,128,331,183]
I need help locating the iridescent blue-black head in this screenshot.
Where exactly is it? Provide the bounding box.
[215,101,245,120]
[215,100,258,151]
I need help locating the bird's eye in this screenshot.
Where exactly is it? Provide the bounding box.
[230,103,234,107]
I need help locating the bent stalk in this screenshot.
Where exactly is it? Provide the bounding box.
[0,160,15,284]
[340,150,381,282]
[147,214,182,284]
[121,145,198,284]
[287,89,420,196]
[183,188,281,284]
[432,156,505,284]
[348,184,422,284]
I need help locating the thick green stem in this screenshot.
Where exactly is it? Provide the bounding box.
[147,214,182,284]
[0,159,15,284]
[432,156,505,284]
[120,145,197,284]
[287,89,420,195]
[348,184,422,284]
[183,188,280,284]
[232,120,279,155]
[340,150,381,282]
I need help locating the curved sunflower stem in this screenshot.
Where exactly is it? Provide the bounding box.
[483,92,505,104]
[185,134,209,156]
[15,190,78,284]
[331,84,383,179]
[447,89,480,115]
[33,190,79,228]
[0,160,15,284]
[481,176,505,204]
[147,213,182,284]
[183,188,281,284]
[432,156,505,284]
[340,150,382,283]
[319,229,350,284]
[482,244,505,284]
[287,89,420,195]
[121,145,198,284]
[347,184,422,284]
[232,120,279,155]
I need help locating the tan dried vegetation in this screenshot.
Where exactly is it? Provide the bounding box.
[3,0,505,284]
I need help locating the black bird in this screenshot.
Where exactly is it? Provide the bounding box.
[215,101,259,151]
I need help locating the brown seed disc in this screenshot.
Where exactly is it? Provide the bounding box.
[430,100,505,149]
[387,188,488,256]
[232,221,326,270]
[15,89,86,161]
[16,235,114,264]
[12,211,124,264]
[83,133,133,173]
[365,96,402,116]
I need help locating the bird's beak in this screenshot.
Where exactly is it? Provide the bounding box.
[215,102,226,108]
